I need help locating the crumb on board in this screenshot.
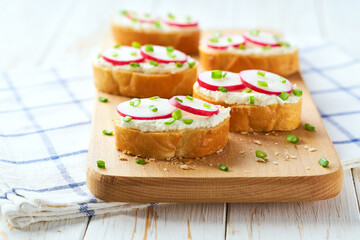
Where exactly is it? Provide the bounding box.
[289,155,297,159]
[183,159,192,164]
[304,145,309,149]
[180,164,195,170]
[244,170,251,173]
[273,161,279,165]
[275,142,278,145]
[163,168,168,172]
[239,150,245,154]
[308,148,317,152]
[208,163,213,167]
[253,140,262,145]
[253,132,259,135]
[306,167,311,170]
[275,152,279,156]
[119,157,128,161]
[241,132,248,135]
[265,133,270,136]
[256,158,268,163]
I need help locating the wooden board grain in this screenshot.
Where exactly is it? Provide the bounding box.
[87,30,343,203]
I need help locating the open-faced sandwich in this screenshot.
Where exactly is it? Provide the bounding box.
[199,30,299,76]
[114,96,230,159]
[112,11,200,55]
[193,69,302,132]
[93,44,197,98]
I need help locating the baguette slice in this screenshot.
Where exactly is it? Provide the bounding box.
[114,116,230,159]
[112,23,200,55]
[93,62,197,98]
[193,86,302,132]
[199,45,299,76]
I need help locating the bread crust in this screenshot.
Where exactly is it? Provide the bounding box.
[112,23,200,55]
[93,63,197,98]
[193,87,302,132]
[199,46,299,76]
[114,117,230,159]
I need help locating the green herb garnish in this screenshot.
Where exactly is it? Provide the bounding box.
[149,96,160,100]
[218,86,228,92]
[249,29,260,36]
[111,52,119,57]
[304,123,315,131]
[149,105,158,112]
[123,116,132,122]
[285,134,299,143]
[154,20,161,28]
[149,60,159,67]
[113,45,121,49]
[255,150,267,158]
[185,95,194,101]
[168,13,175,20]
[175,62,183,68]
[136,158,145,164]
[263,46,272,50]
[166,46,174,52]
[98,96,108,103]
[279,91,290,101]
[211,70,223,79]
[130,98,141,107]
[243,89,252,93]
[164,118,176,125]
[129,62,140,67]
[218,165,229,172]
[172,109,182,120]
[250,96,255,104]
[203,103,211,109]
[97,160,105,168]
[293,89,303,97]
[238,44,246,50]
[175,97,183,103]
[318,157,329,168]
[257,71,266,77]
[188,61,196,68]
[144,44,154,52]
[257,80,268,87]
[102,130,113,136]
[131,41,141,48]
[183,119,193,125]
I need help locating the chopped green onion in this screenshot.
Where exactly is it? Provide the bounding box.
[130,98,141,107]
[185,16,192,23]
[218,86,228,92]
[149,105,158,112]
[120,10,128,16]
[250,96,255,104]
[98,96,108,103]
[97,160,105,168]
[318,157,329,168]
[136,158,145,165]
[97,53,101,59]
[222,72,227,78]
[166,46,174,52]
[257,80,268,87]
[227,37,232,43]
[183,119,193,125]
[172,109,182,120]
[257,71,266,77]
[255,150,267,158]
[249,29,260,36]
[238,44,246,50]
[293,89,303,97]
[113,44,121,49]
[185,95,193,101]
[203,103,211,109]
[111,52,118,57]
[263,46,272,50]
[168,13,175,20]
[285,134,299,143]
[164,118,176,125]
[144,13,150,18]
[243,89,252,93]
[273,35,280,42]
[279,91,290,101]
[131,41,141,48]
[144,44,154,52]
[218,165,229,172]
[154,20,161,28]
[176,62,183,68]
[131,18,139,22]
[211,70,223,79]
[123,116,132,122]
[304,123,315,131]
[167,52,176,58]
[209,38,219,43]
[129,62,140,67]
[175,97,183,103]
[149,96,159,100]
[149,60,159,67]
[102,130,113,135]
[279,76,286,83]
[188,61,196,68]
[279,41,290,47]
[130,51,137,56]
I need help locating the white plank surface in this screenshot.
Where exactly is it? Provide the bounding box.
[226,169,360,240]
[1,0,360,239]
[84,204,226,240]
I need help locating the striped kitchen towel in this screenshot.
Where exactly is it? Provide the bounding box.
[0,42,359,228]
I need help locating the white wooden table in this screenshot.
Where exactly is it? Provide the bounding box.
[1,0,360,239]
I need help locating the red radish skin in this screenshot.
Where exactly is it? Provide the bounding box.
[197,71,245,91]
[169,96,219,117]
[140,45,187,64]
[243,32,280,47]
[240,70,293,95]
[207,35,246,50]
[117,98,176,120]
[102,46,144,65]
[163,19,198,27]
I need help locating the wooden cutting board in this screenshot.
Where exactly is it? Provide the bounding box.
[87,31,343,203]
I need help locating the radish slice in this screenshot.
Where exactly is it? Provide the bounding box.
[117,98,176,120]
[207,35,246,49]
[163,15,198,27]
[239,70,293,95]
[197,71,245,91]
[102,46,144,65]
[140,45,187,64]
[169,96,219,117]
[243,30,280,47]
[126,12,158,24]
